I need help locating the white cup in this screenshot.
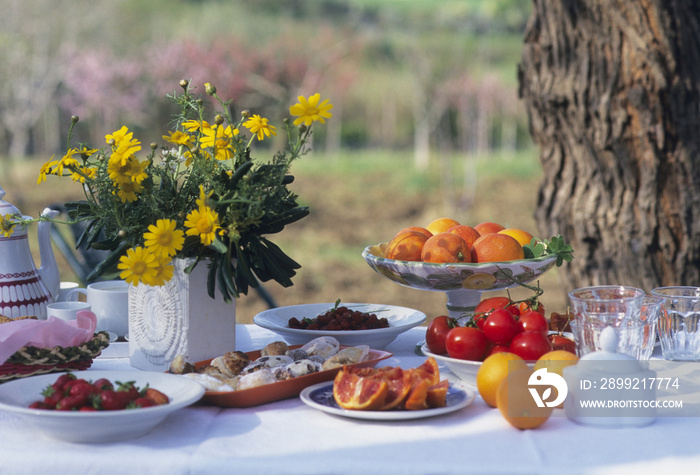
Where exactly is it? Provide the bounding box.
[56,281,80,302]
[46,301,92,322]
[67,280,129,338]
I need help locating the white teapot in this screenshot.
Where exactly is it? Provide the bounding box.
[0,185,60,319]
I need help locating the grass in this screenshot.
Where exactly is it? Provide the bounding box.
[5,148,569,324]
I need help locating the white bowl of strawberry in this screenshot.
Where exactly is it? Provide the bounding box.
[421,297,575,387]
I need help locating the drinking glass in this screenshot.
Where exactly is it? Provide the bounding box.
[651,286,700,361]
[568,286,646,358]
[637,295,663,361]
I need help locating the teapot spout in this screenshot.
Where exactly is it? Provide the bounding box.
[37,207,60,302]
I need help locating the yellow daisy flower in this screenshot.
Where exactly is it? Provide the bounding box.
[70,166,97,184]
[105,125,133,145]
[163,130,194,147]
[37,156,57,184]
[110,136,142,167]
[117,246,159,286]
[54,149,80,176]
[201,125,237,161]
[185,206,221,246]
[289,93,333,127]
[0,214,16,238]
[182,119,210,133]
[76,146,98,158]
[143,219,185,258]
[149,257,175,286]
[115,181,143,203]
[243,114,277,141]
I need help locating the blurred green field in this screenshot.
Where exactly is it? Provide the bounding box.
[5,148,569,325]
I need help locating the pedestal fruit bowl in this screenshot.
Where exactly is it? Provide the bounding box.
[362,243,557,320]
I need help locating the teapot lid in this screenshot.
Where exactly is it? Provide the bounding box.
[0,185,29,237]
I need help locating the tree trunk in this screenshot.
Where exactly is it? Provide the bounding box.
[518,0,700,292]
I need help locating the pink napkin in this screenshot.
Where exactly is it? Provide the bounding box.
[0,310,97,365]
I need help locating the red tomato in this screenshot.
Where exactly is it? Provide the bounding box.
[474,296,519,319]
[509,331,552,361]
[445,327,489,361]
[518,300,545,316]
[425,315,456,354]
[518,310,549,337]
[485,344,510,357]
[473,313,487,331]
[548,333,577,354]
[483,308,520,345]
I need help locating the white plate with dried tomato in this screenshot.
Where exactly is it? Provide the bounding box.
[0,370,204,443]
[253,302,426,349]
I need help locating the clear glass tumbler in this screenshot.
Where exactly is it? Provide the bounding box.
[568,286,646,358]
[636,295,663,361]
[650,286,700,361]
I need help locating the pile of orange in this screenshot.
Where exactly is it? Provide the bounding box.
[476,350,578,430]
[385,217,536,264]
[333,357,448,411]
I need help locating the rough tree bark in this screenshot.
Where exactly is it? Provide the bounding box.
[518,0,700,291]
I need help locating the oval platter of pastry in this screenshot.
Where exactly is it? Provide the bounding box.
[174,338,392,408]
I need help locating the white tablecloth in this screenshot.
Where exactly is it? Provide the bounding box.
[1,325,699,475]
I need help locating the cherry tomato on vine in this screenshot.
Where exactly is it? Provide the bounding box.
[518,300,545,316]
[485,344,510,357]
[518,310,549,337]
[425,315,456,354]
[483,308,520,345]
[445,327,489,361]
[474,296,519,319]
[509,331,552,361]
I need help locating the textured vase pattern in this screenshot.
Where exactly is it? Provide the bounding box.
[128,258,236,371]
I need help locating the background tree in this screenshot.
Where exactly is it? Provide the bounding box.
[518,0,700,291]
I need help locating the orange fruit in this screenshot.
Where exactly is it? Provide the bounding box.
[476,352,527,408]
[498,228,535,246]
[474,222,505,235]
[426,217,461,235]
[425,380,449,408]
[421,233,471,263]
[386,231,429,261]
[471,233,525,263]
[404,378,431,411]
[447,225,481,249]
[411,356,441,386]
[496,367,553,430]
[533,350,579,377]
[395,226,433,239]
[375,367,414,410]
[333,367,389,410]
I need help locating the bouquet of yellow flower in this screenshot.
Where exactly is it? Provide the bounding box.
[37,80,332,302]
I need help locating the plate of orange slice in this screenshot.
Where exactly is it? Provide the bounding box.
[300,381,474,420]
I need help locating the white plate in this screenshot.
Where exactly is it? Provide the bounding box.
[421,344,481,388]
[253,303,426,349]
[0,370,204,443]
[300,381,474,421]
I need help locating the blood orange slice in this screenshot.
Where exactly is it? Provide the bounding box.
[426,380,449,408]
[375,367,413,410]
[410,357,441,386]
[333,367,389,410]
[404,378,431,410]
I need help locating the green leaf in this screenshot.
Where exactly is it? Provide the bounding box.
[523,235,574,267]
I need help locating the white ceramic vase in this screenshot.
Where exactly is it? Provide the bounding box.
[128,258,236,371]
